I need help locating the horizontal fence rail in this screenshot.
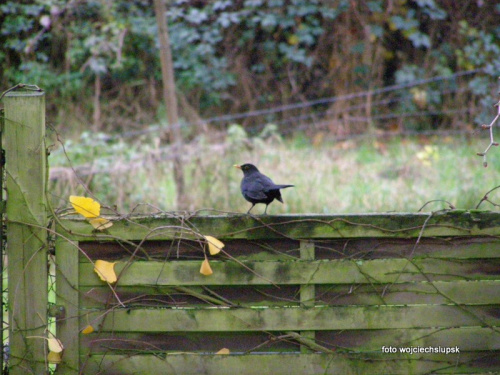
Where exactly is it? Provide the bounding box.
[54,212,500,374]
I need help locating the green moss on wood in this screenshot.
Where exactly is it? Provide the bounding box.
[58,211,500,242]
[79,258,500,287]
[85,305,499,332]
[81,352,500,375]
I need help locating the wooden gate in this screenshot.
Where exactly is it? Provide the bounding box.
[2,89,500,374]
[54,213,500,374]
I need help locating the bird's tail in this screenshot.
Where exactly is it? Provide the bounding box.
[275,185,293,203]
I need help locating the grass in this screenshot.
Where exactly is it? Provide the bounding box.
[48,129,500,215]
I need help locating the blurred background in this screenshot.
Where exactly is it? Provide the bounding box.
[1,0,500,213]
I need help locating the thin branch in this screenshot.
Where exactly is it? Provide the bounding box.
[476,184,500,209]
[418,199,455,212]
[477,98,500,167]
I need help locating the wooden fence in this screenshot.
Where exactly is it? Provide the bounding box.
[54,214,500,375]
[2,89,500,374]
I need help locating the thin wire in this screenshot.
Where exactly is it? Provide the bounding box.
[95,69,480,141]
[201,70,480,123]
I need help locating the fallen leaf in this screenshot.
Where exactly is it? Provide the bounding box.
[82,325,94,334]
[204,235,224,255]
[89,217,113,231]
[94,260,117,284]
[200,258,213,276]
[216,348,230,355]
[70,196,100,218]
[48,337,64,353]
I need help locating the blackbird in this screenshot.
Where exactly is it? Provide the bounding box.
[234,163,294,214]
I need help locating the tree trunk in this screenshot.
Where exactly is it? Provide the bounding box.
[153,0,187,210]
[93,74,102,130]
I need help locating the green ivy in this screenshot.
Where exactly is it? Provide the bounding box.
[1,0,499,129]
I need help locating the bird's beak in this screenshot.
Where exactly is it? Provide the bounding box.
[234,164,242,169]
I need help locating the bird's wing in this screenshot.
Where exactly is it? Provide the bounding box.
[257,175,284,192]
[257,173,294,191]
[242,178,270,200]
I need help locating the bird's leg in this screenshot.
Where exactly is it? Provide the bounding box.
[264,204,269,215]
[247,204,255,214]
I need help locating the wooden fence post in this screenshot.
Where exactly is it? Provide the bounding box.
[4,89,48,374]
[0,107,5,374]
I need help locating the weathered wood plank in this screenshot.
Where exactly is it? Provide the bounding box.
[314,237,500,260]
[55,238,81,375]
[4,90,48,375]
[80,285,302,308]
[80,352,500,375]
[317,280,500,305]
[81,331,299,353]
[83,305,500,332]
[77,237,500,262]
[317,326,500,352]
[58,211,500,241]
[79,258,500,287]
[80,326,500,353]
[78,238,301,261]
[79,280,500,308]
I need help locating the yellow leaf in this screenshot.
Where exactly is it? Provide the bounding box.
[216,348,230,355]
[200,258,213,276]
[82,325,94,334]
[70,196,100,218]
[88,217,113,231]
[411,87,427,108]
[204,235,224,255]
[48,350,62,364]
[288,34,299,46]
[94,260,117,284]
[48,337,64,353]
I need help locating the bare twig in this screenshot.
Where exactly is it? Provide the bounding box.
[418,199,455,212]
[477,98,500,167]
[476,184,500,209]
